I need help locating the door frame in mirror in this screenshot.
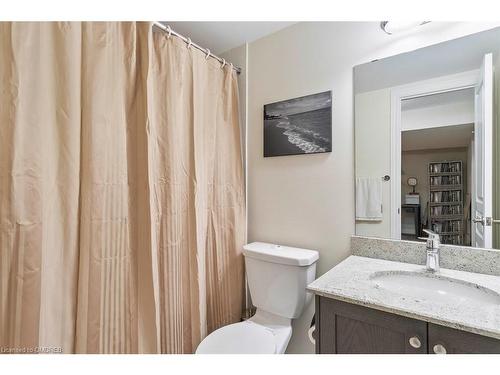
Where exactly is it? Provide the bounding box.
[389,70,479,239]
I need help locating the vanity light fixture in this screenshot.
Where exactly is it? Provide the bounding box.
[380,21,429,35]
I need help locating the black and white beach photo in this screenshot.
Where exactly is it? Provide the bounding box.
[264,91,332,157]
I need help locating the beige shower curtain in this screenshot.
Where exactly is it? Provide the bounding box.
[0,22,245,354]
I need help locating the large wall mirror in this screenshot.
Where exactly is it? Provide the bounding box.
[354,27,500,250]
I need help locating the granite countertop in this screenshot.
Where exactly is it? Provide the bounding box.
[308,255,500,339]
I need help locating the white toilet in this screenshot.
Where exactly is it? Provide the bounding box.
[196,242,319,354]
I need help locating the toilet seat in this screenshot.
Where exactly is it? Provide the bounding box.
[195,321,277,354]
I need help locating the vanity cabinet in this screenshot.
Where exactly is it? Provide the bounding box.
[428,323,500,354]
[316,296,500,354]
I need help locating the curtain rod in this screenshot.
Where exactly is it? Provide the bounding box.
[153,22,242,75]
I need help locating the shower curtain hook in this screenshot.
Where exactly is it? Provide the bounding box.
[229,62,233,72]
[221,58,226,69]
[205,48,211,60]
[166,25,172,39]
[186,38,192,50]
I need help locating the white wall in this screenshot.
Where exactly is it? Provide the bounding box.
[494,52,500,249]
[220,44,252,311]
[402,100,475,131]
[220,44,248,169]
[468,138,474,244]
[354,25,500,94]
[355,88,392,238]
[245,22,500,354]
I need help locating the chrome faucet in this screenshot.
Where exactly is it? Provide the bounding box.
[419,229,440,272]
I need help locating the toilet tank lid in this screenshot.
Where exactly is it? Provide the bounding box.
[243,242,319,266]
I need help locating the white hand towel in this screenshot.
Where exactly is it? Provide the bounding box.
[356,177,382,221]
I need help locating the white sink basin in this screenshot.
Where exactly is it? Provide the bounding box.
[370,270,500,306]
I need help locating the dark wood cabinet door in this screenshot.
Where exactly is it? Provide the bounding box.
[428,323,500,354]
[316,297,427,354]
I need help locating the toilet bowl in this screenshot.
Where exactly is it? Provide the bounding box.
[196,242,318,354]
[196,310,292,354]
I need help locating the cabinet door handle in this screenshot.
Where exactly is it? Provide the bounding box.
[433,344,447,354]
[408,336,421,349]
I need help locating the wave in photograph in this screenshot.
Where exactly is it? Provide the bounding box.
[275,108,331,153]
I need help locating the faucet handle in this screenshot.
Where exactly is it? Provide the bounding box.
[422,229,440,239]
[418,229,440,248]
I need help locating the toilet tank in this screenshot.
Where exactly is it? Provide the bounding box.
[243,242,319,319]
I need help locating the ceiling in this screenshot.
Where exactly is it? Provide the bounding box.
[163,22,296,54]
[402,88,474,111]
[402,123,474,151]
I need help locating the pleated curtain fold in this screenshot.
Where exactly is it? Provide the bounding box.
[0,22,245,354]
